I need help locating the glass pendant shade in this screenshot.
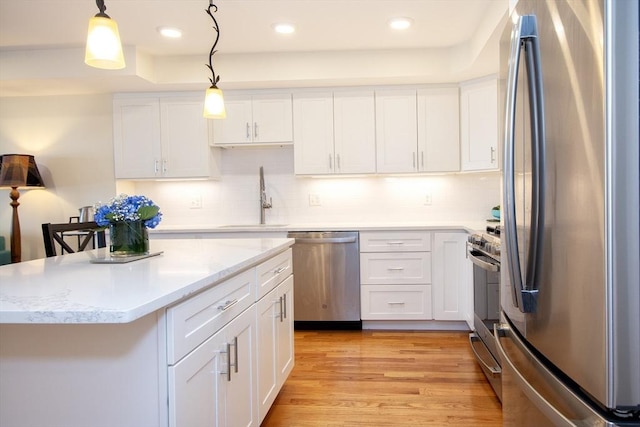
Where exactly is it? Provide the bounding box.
[85,16,125,70]
[203,87,227,119]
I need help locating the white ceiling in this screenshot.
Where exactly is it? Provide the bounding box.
[0,0,509,95]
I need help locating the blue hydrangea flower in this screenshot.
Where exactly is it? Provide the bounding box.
[94,194,162,229]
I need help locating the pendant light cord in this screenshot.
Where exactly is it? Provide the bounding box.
[205,1,221,89]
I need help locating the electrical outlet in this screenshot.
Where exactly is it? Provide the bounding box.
[309,194,321,206]
[190,195,202,209]
[424,193,432,205]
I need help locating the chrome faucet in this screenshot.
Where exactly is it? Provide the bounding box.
[259,166,272,224]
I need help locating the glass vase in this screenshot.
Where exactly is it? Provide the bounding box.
[109,220,149,257]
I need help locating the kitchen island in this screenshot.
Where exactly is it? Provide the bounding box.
[0,237,295,427]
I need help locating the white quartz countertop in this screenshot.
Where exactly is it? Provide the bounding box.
[0,238,294,325]
[151,221,493,235]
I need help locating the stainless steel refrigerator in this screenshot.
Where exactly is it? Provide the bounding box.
[497,0,640,426]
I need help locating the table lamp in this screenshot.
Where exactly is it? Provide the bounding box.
[0,154,45,263]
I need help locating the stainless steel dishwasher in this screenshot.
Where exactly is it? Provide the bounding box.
[286,231,361,329]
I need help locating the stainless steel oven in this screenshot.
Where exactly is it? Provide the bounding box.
[467,226,502,401]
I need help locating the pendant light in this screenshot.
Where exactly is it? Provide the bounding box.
[85,0,125,70]
[203,1,226,119]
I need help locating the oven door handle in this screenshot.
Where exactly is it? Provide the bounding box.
[468,250,500,272]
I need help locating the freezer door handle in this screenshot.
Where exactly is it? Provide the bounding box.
[494,325,575,427]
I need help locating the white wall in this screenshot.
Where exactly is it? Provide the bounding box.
[1,95,500,262]
[0,94,116,261]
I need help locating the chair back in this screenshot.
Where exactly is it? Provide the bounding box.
[42,221,106,257]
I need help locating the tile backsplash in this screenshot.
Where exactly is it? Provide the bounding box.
[125,146,501,227]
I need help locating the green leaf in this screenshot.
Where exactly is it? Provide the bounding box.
[138,205,160,220]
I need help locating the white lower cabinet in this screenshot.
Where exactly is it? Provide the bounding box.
[167,248,294,427]
[256,275,294,422]
[432,232,473,324]
[168,305,257,427]
[360,231,433,320]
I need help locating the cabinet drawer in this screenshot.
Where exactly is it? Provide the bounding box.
[360,252,431,285]
[167,268,256,364]
[361,285,432,320]
[256,248,292,299]
[360,231,431,252]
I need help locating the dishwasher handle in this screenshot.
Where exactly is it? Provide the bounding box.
[292,236,357,244]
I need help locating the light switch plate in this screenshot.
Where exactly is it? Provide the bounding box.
[190,195,202,209]
[309,194,321,206]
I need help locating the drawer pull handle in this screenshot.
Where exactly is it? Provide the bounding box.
[273,266,286,274]
[387,267,405,271]
[388,301,406,305]
[387,241,405,245]
[217,299,239,311]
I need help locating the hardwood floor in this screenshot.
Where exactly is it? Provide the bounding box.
[261,330,502,427]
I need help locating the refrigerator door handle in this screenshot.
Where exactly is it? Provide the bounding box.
[523,16,546,312]
[504,15,546,313]
[504,14,526,310]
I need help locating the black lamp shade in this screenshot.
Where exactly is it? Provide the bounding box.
[0,154,45,188]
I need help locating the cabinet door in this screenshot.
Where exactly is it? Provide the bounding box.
[211,97,254,144]
[256,275,294,423]
[168,328,226,427]
[113,98,162,179]
[256,286,279,421]
[417,88,460,172]
[460,78,499,171]
[432,233,472,322]
[334,91,376,174]
[224,305,258,427]
[252,94,293,143]
[160,97,212,178]
[276,275,295,384]
[293,92,335,174]
[375,89,418,173]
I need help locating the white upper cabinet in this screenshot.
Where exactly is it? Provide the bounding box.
[293,92,335,175]
[376,88,460,173]
[113,94,220,180]
[460,78,499,171]
[417,88,460,172]
[211,93,293,145]
[293,90,376,175]
[333,91,376,174]
[375,89,418,173]
[113,98,162,179]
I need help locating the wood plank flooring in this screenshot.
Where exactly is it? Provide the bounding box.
[261,330,502,427]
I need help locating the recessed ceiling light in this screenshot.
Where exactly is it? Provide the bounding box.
[157,27,183,39]
[273,23,296,34]
[388,17,413,30]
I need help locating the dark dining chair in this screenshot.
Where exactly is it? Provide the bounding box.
[42,221,106,257]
